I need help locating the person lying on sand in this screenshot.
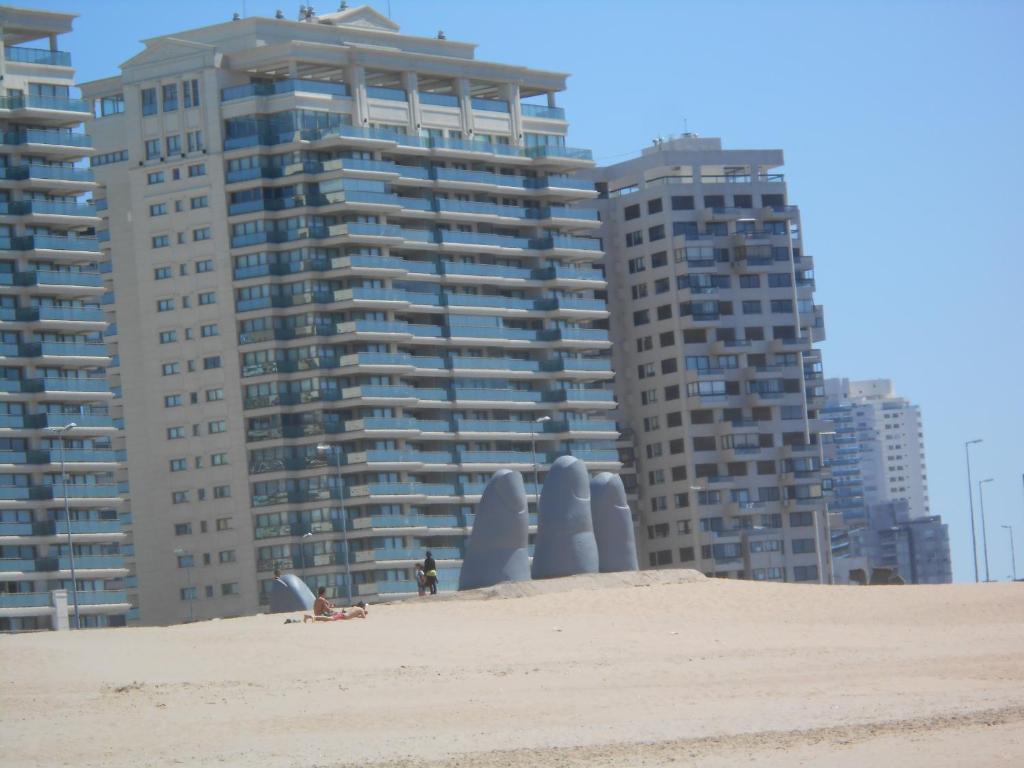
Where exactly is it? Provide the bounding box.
[303,588,369,622]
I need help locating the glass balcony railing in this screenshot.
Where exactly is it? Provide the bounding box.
[524,145,593,161]
[1,128,91,148]
[470,97,509,113]
[1,200,96,217]
[520,103,566,120]
[0,94,91,113]
[366,86,407,102]
[5,46,72,67]
[418,92,459,108]
[12,234,99,252]
[220,78,350,102]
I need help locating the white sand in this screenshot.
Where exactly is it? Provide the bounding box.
[2,572,1023,767]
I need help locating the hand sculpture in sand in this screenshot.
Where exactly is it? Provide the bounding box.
[459,456,638,590]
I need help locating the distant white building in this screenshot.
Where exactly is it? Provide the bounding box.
[823,378,930,521]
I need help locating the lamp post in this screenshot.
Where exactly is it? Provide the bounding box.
[965,439,983,582]
[173,548,193,622]
[531,416,551,513]
[46,423,80,629]
[1001,525,1017,582]
[978,478,994,582]
[817,430,837,585]
[298,531,313,585]
[317,443,352,605]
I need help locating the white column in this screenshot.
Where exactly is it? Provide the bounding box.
[52,589,70,631]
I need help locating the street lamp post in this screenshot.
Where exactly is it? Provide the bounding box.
[47,423,80,629]
[317,443,352,605]
[298,531,313,584]
[173,548,193,622]
[818,431,837,585]
[531,416,551,513]
[1001,525,1017,581]
[979,478,994,582]
[965,439,983,582]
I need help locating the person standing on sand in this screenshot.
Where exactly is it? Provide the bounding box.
[423,551,438,595]
[414,563,426,596]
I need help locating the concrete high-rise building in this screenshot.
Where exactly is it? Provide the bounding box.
[0,6,130,631]
[589,135,829,583]
[822,378,930,522]
[822,378,946,583]
[832,500,952,585]
[80,6,618,625]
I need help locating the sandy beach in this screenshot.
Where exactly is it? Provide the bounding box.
[3,572,1023,767]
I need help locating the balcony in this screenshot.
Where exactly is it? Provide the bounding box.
[1,128,91,148]
[220,78,350,102]
[1,200,96,218]
[23,413,115,430]
[533,234,602,252]
[0,94,90,114]
[524,146,593,161]
[439,230,532,250]
[521,103,566,120]
[4,46,72,67]
[12,270,102,288]
[12,234,99,253]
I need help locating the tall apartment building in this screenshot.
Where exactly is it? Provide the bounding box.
[822,378,930,521]
[589,135,829,583]
[0,6,130,631]
[81,5,617,625]
[822,378,946,583]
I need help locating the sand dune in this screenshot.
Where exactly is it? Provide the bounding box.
[2,573,1023,767]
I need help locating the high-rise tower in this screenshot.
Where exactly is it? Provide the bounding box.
[0,6,129,631]
[590,135,829,583]
[81,6,617,624]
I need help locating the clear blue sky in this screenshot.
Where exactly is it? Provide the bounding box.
[24,0,1024,582]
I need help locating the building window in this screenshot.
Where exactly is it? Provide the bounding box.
[208,420,227,434]
[215,517,232,531]
[174,523,192,536]
[183,78,200,108]
[632,309,649,326]
[198,292,216,305]
[624,204,640,221]
[161,362,180,376]
[193,227,211,242]
[172,490,190,505]
[159,330,177,344]
[625,230,643,247]
[191,195,208,210]
[648,224,665,242]
[206,388,224,401]
[167,426,185,440]
[200,324,219,338]
[157,298,175,312]
[141,87,157,115]
[147,171,164,185]
[188,163,206,177]
[187,130,204,152]
[149,203,167,217]
[154,266,172,280]
[213,485,231,499]
[211,452,229,466]
[166,134,181,155]
[145,139,160,160]
[162,83,178,111]
[196,259,214,273]
[628,256,646,274]
[631,284,648,300]
[203,356,221,370]
[152,235,170,249]
[671,195,694,210]
[221,582,239,596]
[170,458,187,472]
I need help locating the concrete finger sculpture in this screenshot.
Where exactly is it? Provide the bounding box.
[590,472,639,572]
[268,573,315,613]
[531,455,600,579]
[458,469,531,590]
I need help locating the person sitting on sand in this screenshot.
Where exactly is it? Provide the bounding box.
[303,588,369,622]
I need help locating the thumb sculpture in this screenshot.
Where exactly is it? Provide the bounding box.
[590,472,639,572]
[531,455,600,580]
[458,469,531,590]
[268,573,315,613]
